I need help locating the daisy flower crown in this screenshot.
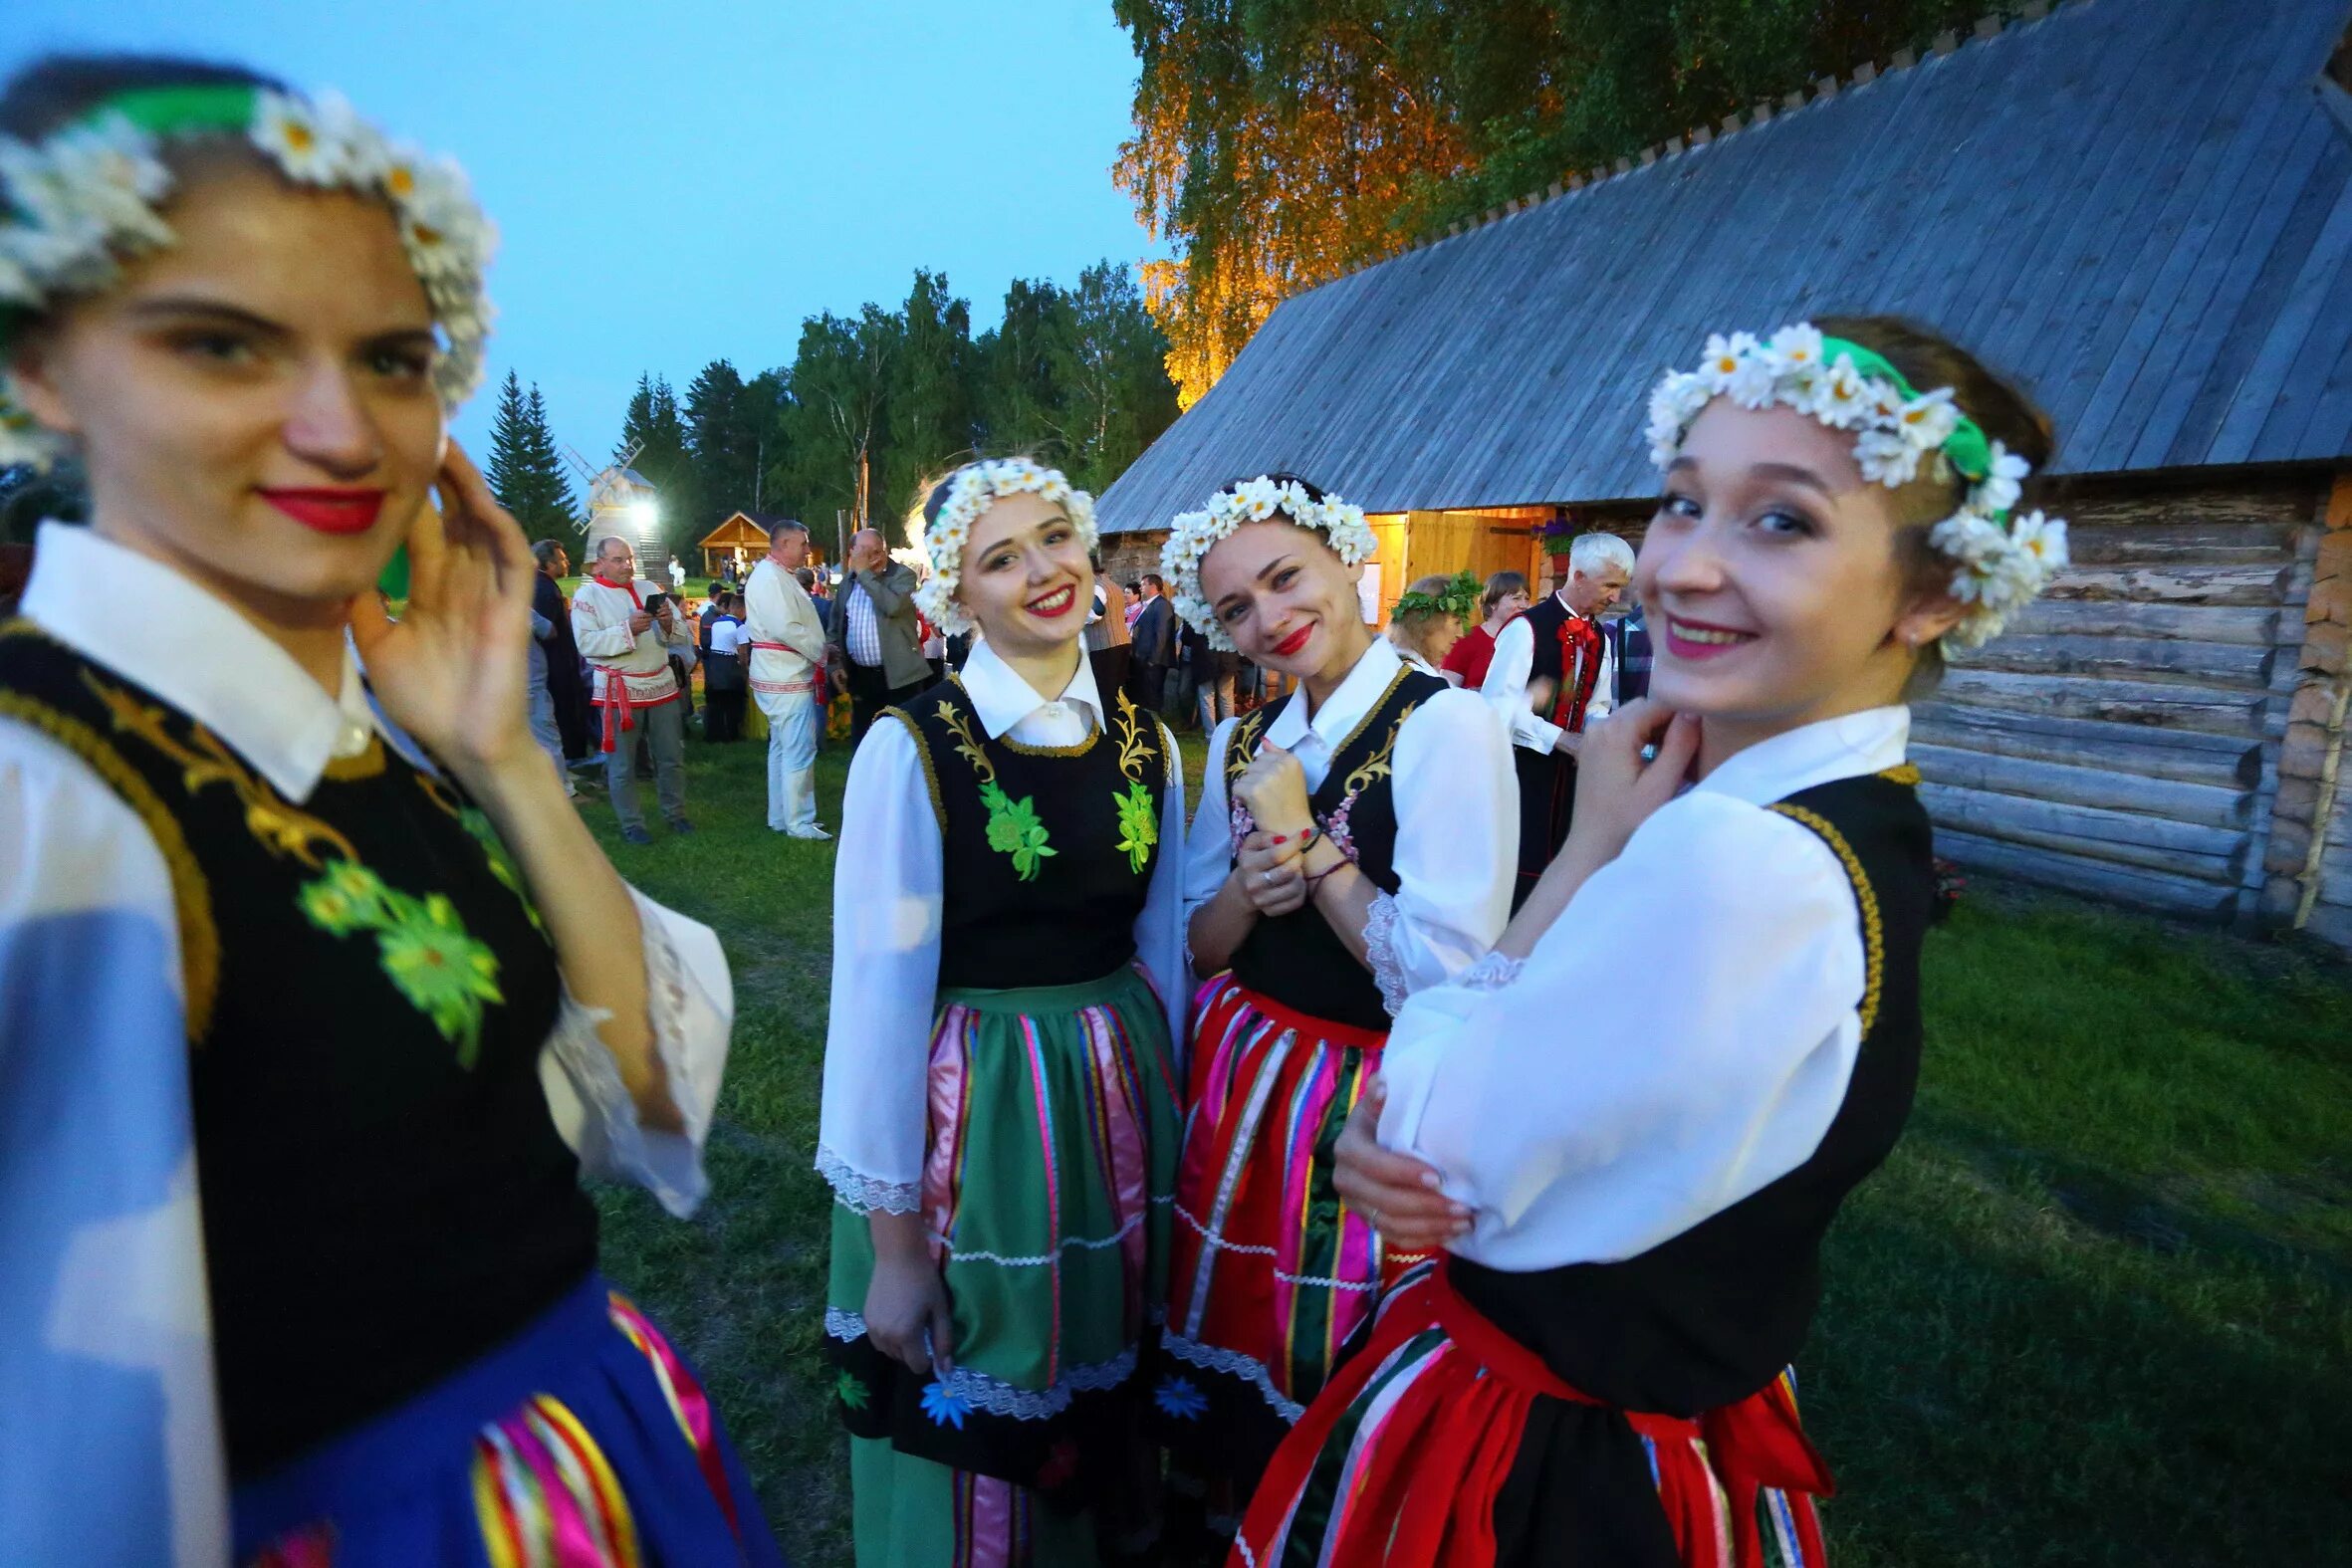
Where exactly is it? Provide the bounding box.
[0,82,495,471]
[911,457,1098,638]
[1647,323,2068,652]
[1161,475,1378,651]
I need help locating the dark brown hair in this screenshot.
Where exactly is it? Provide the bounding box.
[1812,315,2055,693]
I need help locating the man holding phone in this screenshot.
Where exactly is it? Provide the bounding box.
[571,535,697,843]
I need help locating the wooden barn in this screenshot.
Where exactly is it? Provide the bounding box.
[698,512,781,579]
[1095,0,2352,950]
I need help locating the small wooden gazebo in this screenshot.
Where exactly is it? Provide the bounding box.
[698,512,787,580]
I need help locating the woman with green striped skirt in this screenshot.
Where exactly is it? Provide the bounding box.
[818,459,1189,1566]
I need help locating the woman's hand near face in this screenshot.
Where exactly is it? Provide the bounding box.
[1564,699,1701,868]
[350,441,538,789]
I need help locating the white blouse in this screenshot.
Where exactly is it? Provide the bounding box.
[1182,636,1517,1018]
[0,522,736,1566]
[1375,706,1911,1272]
[816,638,1189,1216]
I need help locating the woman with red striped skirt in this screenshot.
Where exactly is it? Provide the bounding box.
[1231,318,2070,1567]
[1151,475,1516,1548]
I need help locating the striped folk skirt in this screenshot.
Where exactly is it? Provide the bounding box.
[1232,1264,1831,1568]
[1158,977,1426,1505]
[237,1272,783,1567]
[825,965,1181,1567]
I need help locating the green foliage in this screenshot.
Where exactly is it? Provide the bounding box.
[623,264,1180,555]
[484,371,578,543]
[616,372,698,560]
[1115,0,2024,399]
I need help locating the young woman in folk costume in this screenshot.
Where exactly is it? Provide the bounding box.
[1232,319,2069,1568]
[0,58,781,1565]
[1154,476,1516,1543]
[817,458,1189,1566]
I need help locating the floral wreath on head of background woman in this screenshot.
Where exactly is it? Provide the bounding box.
[0,80,494,471]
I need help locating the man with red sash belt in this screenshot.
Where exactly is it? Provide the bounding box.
[744,519,831,839]
[573,534,696,843]
[1483,532,1633,911]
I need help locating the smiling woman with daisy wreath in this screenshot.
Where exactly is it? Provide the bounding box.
[0,55,783,1565]
[815,456,1189,1566]
[1150,473,1516,1549]
[1227,318,2067,1568]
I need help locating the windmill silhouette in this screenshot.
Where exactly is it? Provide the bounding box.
[563,441,662,559]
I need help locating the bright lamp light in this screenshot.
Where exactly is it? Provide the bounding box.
[630,500,658,527]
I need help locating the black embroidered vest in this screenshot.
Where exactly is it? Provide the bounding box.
[1451,769,1935,1416]
[1225,664,1449,1032]
[0,624,597,1478]
[891,676,1168,992]
[1522,595,1572,687]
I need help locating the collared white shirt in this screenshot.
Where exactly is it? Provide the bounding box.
[1377,705,1911,1271]
[1485,591,1615,755]
[0,523,739,1565]
[1183,636,1517,1017]
[571,574,692,704]
[815,636,1189,1213]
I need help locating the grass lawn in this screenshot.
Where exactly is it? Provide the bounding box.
[580,730,2351,1567]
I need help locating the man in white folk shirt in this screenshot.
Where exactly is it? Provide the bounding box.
[744,519,832,839]
[573,534,697,844]
[1485,530,1634,912]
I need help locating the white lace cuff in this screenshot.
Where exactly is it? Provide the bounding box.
[816,1145,921,1216]
[1454,949,1527,993]
[1365,892,1414,1017]
[539,887,731,1219]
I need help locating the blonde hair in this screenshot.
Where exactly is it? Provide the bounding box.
[1387,573,1458,666]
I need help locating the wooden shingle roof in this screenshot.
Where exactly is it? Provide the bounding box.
[1100,0,2352,533]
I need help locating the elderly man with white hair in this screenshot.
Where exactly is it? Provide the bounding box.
[744,519,832,839]
[1484,529,1635,910]
[572,534,697,843]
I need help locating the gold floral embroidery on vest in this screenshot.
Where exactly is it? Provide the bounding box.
[937,699,1056,881]
[1322,702,1421,865]
[91,672,505,1066]
[1109,691,1161,875]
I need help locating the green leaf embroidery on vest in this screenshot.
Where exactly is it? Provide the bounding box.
[1113,779,1158,874]
[299,857,505,1068]
[939,699,1057,881]
[457,804,545,933]
[836,1370,872,1413]
[1108,691,1160,874]
[980,780,1057,880]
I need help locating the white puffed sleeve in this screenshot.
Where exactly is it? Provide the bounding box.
[1484,615,1562,754]
[1131,720,1192,1057]
[1181,715,1244,933]
[813,718,943,1215]
[1376,791,1868,1271]
[540,888,733,1219]
[1362,688,1516,1013]
[0,720,230,1566]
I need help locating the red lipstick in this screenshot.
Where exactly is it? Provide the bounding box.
[1271,623,1313,659]
[1662,614,1758,662]
[1027,583,1078,618]
[259,487,385,536]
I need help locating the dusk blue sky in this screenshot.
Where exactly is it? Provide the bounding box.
[1,0,1162,468]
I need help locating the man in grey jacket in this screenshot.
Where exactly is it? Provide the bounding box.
[827,527,930,745]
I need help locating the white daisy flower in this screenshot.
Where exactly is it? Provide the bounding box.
[1767,323,1824,373]
[1699,332,1760,394]
[1897,387,1961,449]
[1976,440,2031,516]
[1813,357,1873,429]
[2006,510,2068,576]
[251,92,348,184]
[1856,428,1923,487]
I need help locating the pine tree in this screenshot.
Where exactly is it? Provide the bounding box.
[485,371,535,524]
[520,384,578,542]
[684,358,756,533]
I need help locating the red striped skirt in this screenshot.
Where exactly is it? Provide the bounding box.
[1158,977,1427,1489]
[1233,1264,1833,1568]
